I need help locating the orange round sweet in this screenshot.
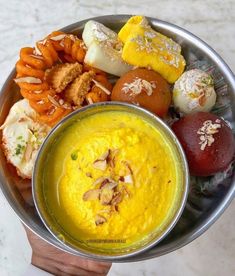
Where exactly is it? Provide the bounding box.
[111,68,171,117]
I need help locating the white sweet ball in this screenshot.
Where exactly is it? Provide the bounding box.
[173,69,216,114]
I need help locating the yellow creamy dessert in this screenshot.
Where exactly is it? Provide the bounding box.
[118,16,186,83]
[43,111,183,249]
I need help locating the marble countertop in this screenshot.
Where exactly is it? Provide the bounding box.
[0,0,234,275]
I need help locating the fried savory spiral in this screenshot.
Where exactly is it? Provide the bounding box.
[15,31,90,126]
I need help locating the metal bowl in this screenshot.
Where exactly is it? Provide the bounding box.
[0,15,234,262]
[32,102,189,260]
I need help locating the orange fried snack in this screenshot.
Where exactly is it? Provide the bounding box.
[15,31,112,126]
[46,62,82,93]
[38,106,70,126]
[86,74,112,104]
[64,71,95,106]
[15,31,86,126]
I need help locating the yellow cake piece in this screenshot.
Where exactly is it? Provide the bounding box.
[118,15,149,43]
[118,16,186,83]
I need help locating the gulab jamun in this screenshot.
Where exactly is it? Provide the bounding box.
[111,68,171,117]
[172,112,235,176]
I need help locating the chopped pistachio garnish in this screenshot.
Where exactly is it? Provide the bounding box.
[71,152,78,160]
[201,75,214,86]
[15,144,25,155]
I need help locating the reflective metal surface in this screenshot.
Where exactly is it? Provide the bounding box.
[0,15,234,262]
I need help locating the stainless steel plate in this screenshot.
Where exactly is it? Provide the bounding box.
[0,15,234,262]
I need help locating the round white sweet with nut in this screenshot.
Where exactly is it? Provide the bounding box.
[173,69,216,114]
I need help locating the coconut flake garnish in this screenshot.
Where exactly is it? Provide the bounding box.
[38,38,47,46]
[87,97,94,105]
[24,142,33,162]
[91,21,117,44]
[122,77,156,96]
[62,103,72,110]
[59,99,65,105]
[59,41,65,47]
[92,79,111,95]
[80,41,87,50]
[92,150,112,171]
[29,54,44,60]
[49,34,66,41]
[37,100,45,105]
[14,77,42,84]
[69,34,77,42]
[47,106,56,115]
[131,34,160,54]
[83,189,100,201]
[34,44,42,56]
[93,160,107,171]
[99,149,111,161]
[197,120,221,151]
[144,30,156,39]
[123,174,133,184]
[47,95,61,108]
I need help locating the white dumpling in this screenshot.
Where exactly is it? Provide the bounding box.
[173,69,216,114]
[82,20,132,76]
[1,99,50,179]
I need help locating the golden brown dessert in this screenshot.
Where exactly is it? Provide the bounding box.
[46,62,83,93]
[111,68,171,117]
[64,71,95,106]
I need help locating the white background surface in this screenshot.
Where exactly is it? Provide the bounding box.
[0,0,235,275]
